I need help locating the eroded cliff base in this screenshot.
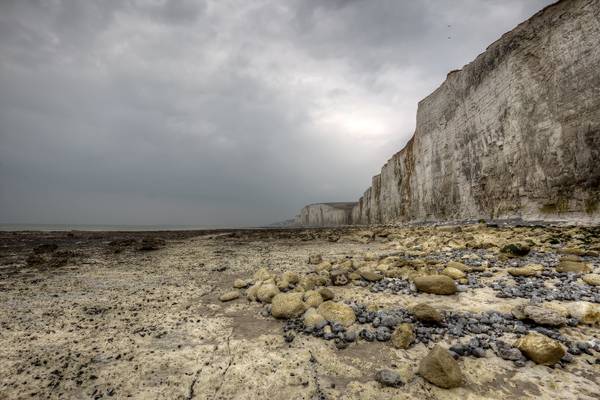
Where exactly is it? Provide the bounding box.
[1,225,599,399]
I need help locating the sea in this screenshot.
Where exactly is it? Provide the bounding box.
[0,223,237,232]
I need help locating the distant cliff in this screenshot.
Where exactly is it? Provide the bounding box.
[294,203,356,227]
[293,0,600,227]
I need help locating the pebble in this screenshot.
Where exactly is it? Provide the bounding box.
[376,327,392,341]
[360,329,375,342]
[375,369,404,387]
[492,272,600,303]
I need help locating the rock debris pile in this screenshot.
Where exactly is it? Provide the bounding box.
[218,224,600,390]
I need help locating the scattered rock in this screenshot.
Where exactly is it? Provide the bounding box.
[521,305,567,326]
[556,259,591,273]
[276,276,291,291]
[391,323,414,349]
[303,290,324,308]
[412,303,443,324]
[331,270,349,286]
[317,301,356,327]
[359,268,383,282]
[442,266,466,280]
[246,282,261,301]
[303,308,326,328]
[254,268,273,281]
[256,283,280,303]
[567,302,600,325]
[219,291,240,302]
[314,261,332,272]
[282,271,300,285]
[418,345,463,388]
[233,278,251,289]
[319,287,335,301]
[560,247,587,256]
[413,275,457,295]
[582,274,600,286]
[511,304,527,320]
[447,261,472,272]
[494,341,524,361]
[501,243,530,257]
[271,293,305,319]
[508,264,543,277]
[375,369,404,387]
[515,333,565,365]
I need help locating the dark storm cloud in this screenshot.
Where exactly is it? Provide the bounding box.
[0,0,554,226]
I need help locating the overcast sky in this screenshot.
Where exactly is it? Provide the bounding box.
[0,0,554,227]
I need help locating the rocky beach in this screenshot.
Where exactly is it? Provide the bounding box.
[1,224,599,399]
[1,0,599,399]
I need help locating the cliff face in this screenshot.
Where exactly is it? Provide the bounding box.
[349,0,600,225]
[295,203,356,227]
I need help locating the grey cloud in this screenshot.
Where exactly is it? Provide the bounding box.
[0,0,554,226]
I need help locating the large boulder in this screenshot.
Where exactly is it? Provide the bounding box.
[314,261,332,272]
[514,333,565,365]
[359,268,383,282]
[441,266,466,280]
[271,293,305,319]
[413,275,457,295]
[556,259,591,273]
[219,290,240,302]
[418,345,462,388]
[391,323,414,349]
[567,302,600,325]
[277,271,302,290]
[276,275,292,291]
[412,303,443,324]
[297,276,317,291]
[253,267,273,281]
[582,274,600,286]
[446,261,471,272]
[508,264,543,277]
[521,305,567,327]
[246,282,261,301]
[317,301,356,327]
[256,283,280,303]
[303,308,326,328]
[282,271,300,284]
[303,290,324,308]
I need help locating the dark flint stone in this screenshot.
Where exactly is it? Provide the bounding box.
[560,354,574,363]
[449,344,466,356]
[471,348,486,358]
[343,331,357,342]
[360,329,375,342]
[375,370,404,387]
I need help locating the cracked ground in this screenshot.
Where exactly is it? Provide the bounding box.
[0,226,599,399]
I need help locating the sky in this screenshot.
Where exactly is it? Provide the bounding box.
[0,0,554,227]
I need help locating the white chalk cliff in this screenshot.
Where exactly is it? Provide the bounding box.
[295,0,600,226]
